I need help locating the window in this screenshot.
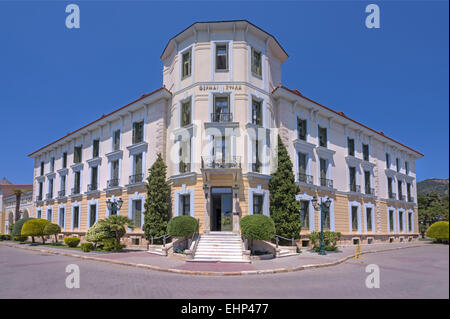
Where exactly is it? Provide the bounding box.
[251,48,262,77]
[407,183,412,202]
[323,209,330,230]
[387,177,393,198]
[132,120,144,144]
[73,206,79,228]
[408,213,412,232]
[48,178,53,198]
[37,209,42,219]
[113,130,121,151]
[50,157,55,172]
[215,44,228,71]
[364,171,371,194]
[92,139,99,158]
[347,138,355,156]
[320,158,327,186]
[252,99,262,126]
[318,126,327,148]
[385,153,390,169]
[396,158,400,172]
[134,153,143,176]
[180,195,190,216]
[366,207,372,232]
[74,171,81,194]
[89,204,97,228]
[47,208,52,222]
[351,206,358,231]
[298,152,307,181]
[398,180,403,200]
[60,175,66,194]
[362,144,369,161]
[111,160,119,181]
[182,50,191,78]
[59,207,65,228]
[63,152,67,168]
[300,200,309,230]
[349,167,356,192]
[179,138,191,173]
[181,100,192,126]
[38,182,43,199]
[405,161,409,175]
[40,162,44,176]
[213,95,230,122]
[399,211,404,232]
[253,194,264,215]
[252,138,262,173]
[90,166,98,190]
[297,118,307,141]
[132,200,142,227]
[74,146,82,164]
[389,210,394,232]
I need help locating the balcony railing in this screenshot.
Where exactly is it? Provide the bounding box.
[72,187,81,195]
[349,184,361,193]
[179,161,191,174]
[201,156,241,169]
[129,173,144,184]
[298,173,313,184]
[46,192,53,200]
[107,179,119,188]
[58,190,66,198]
[252,161,262,173]
[408,196,414,203]
[388,192,397,200]
[36,195,43,201]
[399,194,405,201]
[87,183,98,192]
[320,178,333,188]
[365,186,375,195]
[211,113,233,123]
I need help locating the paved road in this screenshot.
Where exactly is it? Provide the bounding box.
[0,244,448,299]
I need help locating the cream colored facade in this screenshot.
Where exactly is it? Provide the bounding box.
[28,21,422,247]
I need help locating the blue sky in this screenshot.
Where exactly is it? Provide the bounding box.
[0,1,448,184]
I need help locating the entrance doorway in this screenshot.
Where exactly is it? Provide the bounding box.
[210,187,233,231]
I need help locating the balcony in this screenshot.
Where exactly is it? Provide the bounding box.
[320,178,333,189]
[399,194,405,201]
[349,184,361,193]
[58,190,66,198]
[201,156,241,169]
[298,173,313,185]
[107,179,120,188]
[87,183,98,192]
[211,113,233,123]
[388,192,397,200]
[179,161,191,174]
[408,196,414,203]
[72,187,81,196]
[129,173,144,184]
[46,192,53,200]
[36,195,43,202]
[252,161,262,173]
[365,186,375,195]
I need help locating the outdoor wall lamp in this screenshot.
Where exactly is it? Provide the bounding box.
[311,195,332,255]
[106,197,123,215]
[203,184,209,199]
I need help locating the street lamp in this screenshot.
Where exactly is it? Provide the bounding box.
[233,184,239,199]
[106,197,123,216]
[311,195,332,255]
[203,184,209,199]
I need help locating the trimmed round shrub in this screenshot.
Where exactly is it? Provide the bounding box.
[86,220,114,248]
[240,214,276,241]
[11,217,34,236]
[167,216,198,238]
[14,235,28,242]
[81,242,94,252]
[44,223,61,242]
[21,219,51,243]
[64,237,80,248]
[0,234,12,241]
[101,238,124,251]
[426,221,449,243]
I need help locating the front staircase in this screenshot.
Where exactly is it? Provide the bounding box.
[192,232,249,263]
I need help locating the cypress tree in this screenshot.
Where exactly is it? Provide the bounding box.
[269,135,302,240]
[143,153,171,242]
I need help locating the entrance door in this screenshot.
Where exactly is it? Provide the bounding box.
[210,187,233,231]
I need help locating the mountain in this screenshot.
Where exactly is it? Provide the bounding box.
[417,179,449,197]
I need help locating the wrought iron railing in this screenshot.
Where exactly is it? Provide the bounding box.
[365,186,375,195]
[320,178,333,188]
[58,190,66,197]
[107,179,119,188]
[211,112,233,122]
[129,174,144,184]
[179,161,191,174]
[201,156,241,169]
[36,195,43,201]
[252,161,262,173]
[46,192,53,200]
[298,173,313,184]
[388,192,396,200]
[87,183,98,191]
[399,194,405,201]
[408,196,414,203]
[72,187,81,195]
[349,184,361,193]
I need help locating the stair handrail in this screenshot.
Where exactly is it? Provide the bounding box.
[274,234,295,248]
[190,218,201,254]
[150,234,172,247]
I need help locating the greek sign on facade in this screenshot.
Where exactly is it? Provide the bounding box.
[199,84,242,91]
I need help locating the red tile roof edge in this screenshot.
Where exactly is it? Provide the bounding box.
[272,85,424,157]
[28,87,172,157]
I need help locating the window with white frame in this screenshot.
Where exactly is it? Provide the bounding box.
[253,194,264,215]
[113,129,121,151]
[179,194,191,216]
[351,206,358,232]
[389,209,394,232]
[366,207,372,233]
[47,208,52,222]
[300,200,309,230]
[215,43,228,71]
[297,117,307,141]
[92,139,100,158]
[59,207,65,228]
[89,204,97,228]
[132,120,144,144]
[318,126,327,148]
[73,206,80,229]
[131,199,142,227]
[182,49,191,78]
[252,99,263,126]
[251,47,262,77]
[181,99,192,127]
[74,146,82,163]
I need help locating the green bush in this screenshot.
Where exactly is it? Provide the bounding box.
[11,217,34,236]
[44,223,61,243]
[167,216,198,238]
[86,220,114,249]
[426,221,449,243]
[0,234,12,241]
[240,215,276,241]
[308,231,342,251]
[64,237,80,248]
[101,238,124,252]
[14,235,28,242]
[21,219,52,244]
[80,242,94,252]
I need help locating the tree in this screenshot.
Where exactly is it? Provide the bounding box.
[269,135,302,241]
[44,223,61,243]
[419,192,449,237]
[12,189,26,222]
[143,153,171,242]
[21,219,51,244]
[103,215,134,244]
[240,215,276,253]
[85,220,114,249]
[11,217,34,237]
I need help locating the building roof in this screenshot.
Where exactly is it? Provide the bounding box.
[0,177,12,185]
[28,87,172,158]
[0,184,33,198]
[272,85,424,157]
[160,20,288,62]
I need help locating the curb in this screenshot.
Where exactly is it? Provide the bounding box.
[0,242,426,276]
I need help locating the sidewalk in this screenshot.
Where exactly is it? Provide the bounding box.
[0,240,432,276]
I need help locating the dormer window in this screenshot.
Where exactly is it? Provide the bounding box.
[215,44,228,71]
[182,50,191,78]
[251,48,262,77]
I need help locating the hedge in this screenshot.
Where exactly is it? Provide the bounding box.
[101,238,124,251]
[21,219,52,244]
[14,235,28,242]
[11,217,34,236]
[0,234,12,241]
[308,231,342,252]
[81,242,94,252]
[240,214,276,241]
[64,237,80,248]
[426,221,449,243]
[167,216,198,238]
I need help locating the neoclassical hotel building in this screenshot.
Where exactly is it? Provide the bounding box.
[27,20,422,247]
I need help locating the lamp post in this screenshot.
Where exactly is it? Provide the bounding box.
[311,195,332,256]
[106,197,123,216]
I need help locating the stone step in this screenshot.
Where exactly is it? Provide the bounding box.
[190,258,250,263]
[195,251,243,256]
